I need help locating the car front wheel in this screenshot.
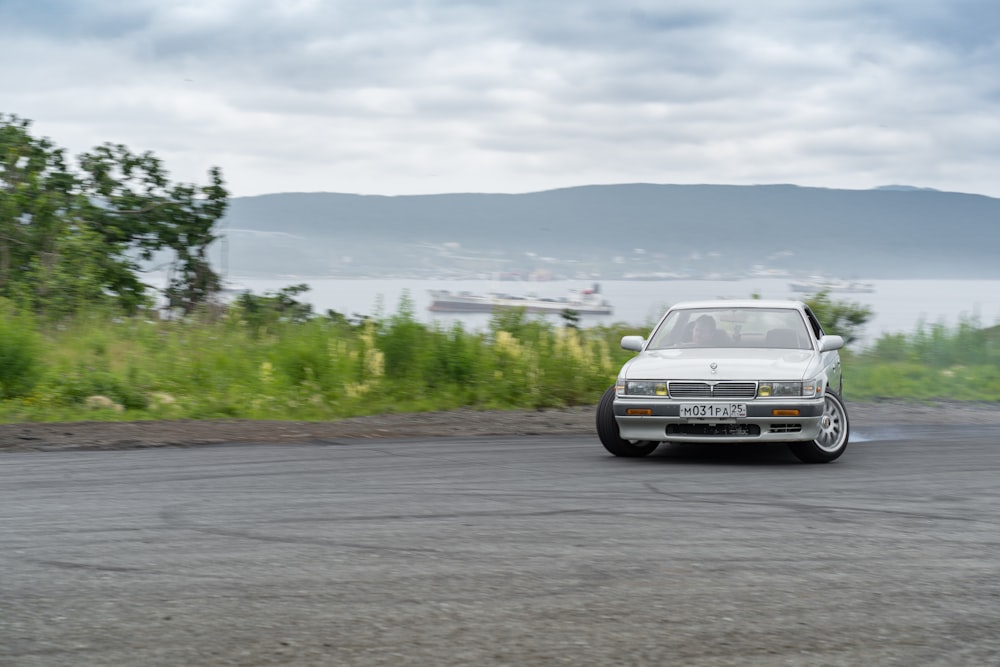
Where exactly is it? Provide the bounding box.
[596,386,659,457]
[789,390,849,463]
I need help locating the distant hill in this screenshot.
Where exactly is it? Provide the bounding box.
[212,184,1000,279]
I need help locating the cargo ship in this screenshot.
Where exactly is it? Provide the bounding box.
[428,284,613,315]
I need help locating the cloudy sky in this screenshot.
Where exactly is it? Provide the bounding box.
[3,0,998,198]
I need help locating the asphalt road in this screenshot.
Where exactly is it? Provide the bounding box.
[2,425,999,666]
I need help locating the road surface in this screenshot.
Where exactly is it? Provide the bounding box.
[2,424,999,666]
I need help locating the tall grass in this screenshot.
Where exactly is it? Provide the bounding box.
[845,317,1000,401]
[2,297,998,424]
[0,300,42,400]
[0,295,638,423]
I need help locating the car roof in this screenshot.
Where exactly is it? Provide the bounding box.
[668,299,809,311]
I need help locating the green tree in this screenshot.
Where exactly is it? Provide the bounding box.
[25,221,113,317]
[76,143,228,314]
[0,113,229,316]
[560,308,581,329]
[234,283,315,332]
[805,291,873,344]
[0,114,77,304]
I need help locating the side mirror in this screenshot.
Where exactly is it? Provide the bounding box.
[819,335,844,352]
[621,335,645,351]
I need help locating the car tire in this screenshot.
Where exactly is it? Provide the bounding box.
[789,390,849,463]
[596,386,659,457]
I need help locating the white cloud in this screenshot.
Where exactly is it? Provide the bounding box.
[2,0,998,198]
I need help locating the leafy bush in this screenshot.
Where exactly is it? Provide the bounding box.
[50,366,148,410]
[805,291,873,344]
[847,318,1000,400]
[0,300,43,399]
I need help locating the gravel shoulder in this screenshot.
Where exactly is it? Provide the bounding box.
[2,399,1000,452]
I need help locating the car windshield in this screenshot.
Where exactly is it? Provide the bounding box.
[646,307,812,350]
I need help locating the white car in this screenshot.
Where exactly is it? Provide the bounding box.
[597,299,849,463]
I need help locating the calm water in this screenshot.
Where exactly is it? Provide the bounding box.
[220,277,1000,345]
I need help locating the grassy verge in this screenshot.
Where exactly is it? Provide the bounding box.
[0,298,635,423]
[2,298,998,424]
[843,319,1000,401]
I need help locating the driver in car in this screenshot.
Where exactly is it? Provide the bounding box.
[691,314,730,346]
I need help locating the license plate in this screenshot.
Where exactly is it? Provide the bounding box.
[680,403,747,419]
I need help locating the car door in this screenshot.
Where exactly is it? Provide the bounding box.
[804,306,843,394]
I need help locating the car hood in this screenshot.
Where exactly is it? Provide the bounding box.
[622,348,820,381]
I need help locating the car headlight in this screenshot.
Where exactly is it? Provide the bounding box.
[622,380,669,396]
[757,381,801,398]
[757,379,822,398]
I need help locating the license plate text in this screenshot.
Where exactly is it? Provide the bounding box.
[680,403,747,419]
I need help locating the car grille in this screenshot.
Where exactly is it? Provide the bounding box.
[668,382,758,399]
[769,423,803,433]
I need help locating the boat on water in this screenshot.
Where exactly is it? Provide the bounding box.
[428,284,613,315]
[789,277,876,294]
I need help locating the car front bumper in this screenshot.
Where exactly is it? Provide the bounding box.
[613,396,827,443]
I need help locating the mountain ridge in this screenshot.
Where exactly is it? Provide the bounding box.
[213,184,1000,279]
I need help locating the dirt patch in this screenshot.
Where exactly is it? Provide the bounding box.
[2,400,999,452]
[0,407,596,452]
